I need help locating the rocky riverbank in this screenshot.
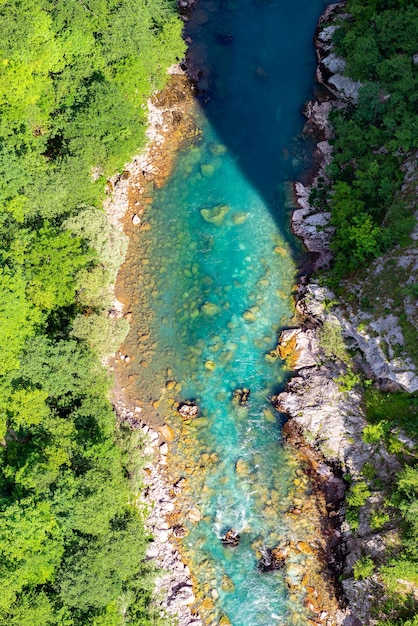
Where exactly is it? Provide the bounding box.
[105,68,204,626]
[279,3,416,624]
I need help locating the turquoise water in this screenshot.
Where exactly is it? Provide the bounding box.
[128,1,332,623]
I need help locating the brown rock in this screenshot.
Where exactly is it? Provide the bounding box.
[221,528,240,547]
[159,423,175,442]
[172,524,189,538]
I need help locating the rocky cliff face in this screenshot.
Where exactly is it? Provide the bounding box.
[277,285,404,624]
[280,4,416,623]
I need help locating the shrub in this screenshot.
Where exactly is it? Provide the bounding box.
[353,556,375,580]
[319,318,350,364]
[347,481,371,507]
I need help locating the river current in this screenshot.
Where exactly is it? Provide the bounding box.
[123,1,332,623]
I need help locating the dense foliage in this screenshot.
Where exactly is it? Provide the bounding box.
[311,0,418,283]
[313,1,418,622]
[0,0,185,623]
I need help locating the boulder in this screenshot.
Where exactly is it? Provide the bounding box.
[172,524,189,538]
[221,528,240,547]
[178,402,199,419]
[200,204,229,225]
[187,507,201,523]
[232,387,250,406]
[277,328,319,370]
[159,442,169,455]
[258,545,287,572]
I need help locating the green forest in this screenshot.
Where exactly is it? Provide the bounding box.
[0,0,185,624]
[1,0,417,623]
[315,0,418,623]
[310,0,418,282]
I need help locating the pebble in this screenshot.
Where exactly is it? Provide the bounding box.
[114,399,201,626]
[160,442,169,455]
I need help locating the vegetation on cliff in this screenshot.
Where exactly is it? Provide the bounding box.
[312,0,417,282]
[314,1,418,622]
[0,0,185,623]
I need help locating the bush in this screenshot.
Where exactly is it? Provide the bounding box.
[353,556,375,580]
[347,481,371,507]
[319,318,350,364]
[370,511,390,530]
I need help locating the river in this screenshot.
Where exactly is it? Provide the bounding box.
[119,1,333,624]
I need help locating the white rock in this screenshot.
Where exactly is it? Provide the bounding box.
[159,442,169,455]
[145,544,159,559]
[161,501,175,512]
[149,430,159,442]
[156,530,169,543]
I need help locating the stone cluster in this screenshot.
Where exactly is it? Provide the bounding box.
[114,397,202,626]
[280,3,414,623]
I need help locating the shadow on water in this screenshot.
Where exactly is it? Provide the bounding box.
[182,0,332,245]
[118,2,338,623]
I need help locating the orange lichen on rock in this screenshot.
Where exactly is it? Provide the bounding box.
[277,330,302,369]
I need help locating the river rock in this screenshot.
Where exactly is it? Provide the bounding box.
[221,574,235,592]
[200,204,229,225]
[172,524,189,538]
[201,301,220,316]
[187,507,201,523]
[258,545,287,572]
[215,31,234,45]
[242,310,257,323]
[235,458,250,477]
[159,442,169,455]
[200,163,214,177]
[232,387,250,406]
[168,583,195,606]
[178,402,199,419]
[231,211,249,225]
[221,528,240,547]
[160,423,175,441]
[277,328,319,369]
[209,142,227,156]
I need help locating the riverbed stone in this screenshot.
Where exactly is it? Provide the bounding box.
[201,301,220,316]
[242,310,257,323]
[200,204,229,225]
[159,442,169,455]
[208,142,227,156]
[187,507,201,523]
[231,211,249,225]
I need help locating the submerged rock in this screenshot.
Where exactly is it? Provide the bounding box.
[231,211,249,225]
[201,301,220,316]
[200,163,214,177]
[235,458,250,477]
[208,142,227,156]
[200,204,230,225]
[215,31,234,45]
[232,387,250,406]
[242,310,257,323]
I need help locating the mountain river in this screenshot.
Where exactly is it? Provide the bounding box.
[118,1,333,623]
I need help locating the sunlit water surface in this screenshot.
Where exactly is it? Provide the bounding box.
[128,1,331,623]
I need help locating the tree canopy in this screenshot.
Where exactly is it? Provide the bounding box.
[0,0,185,623]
